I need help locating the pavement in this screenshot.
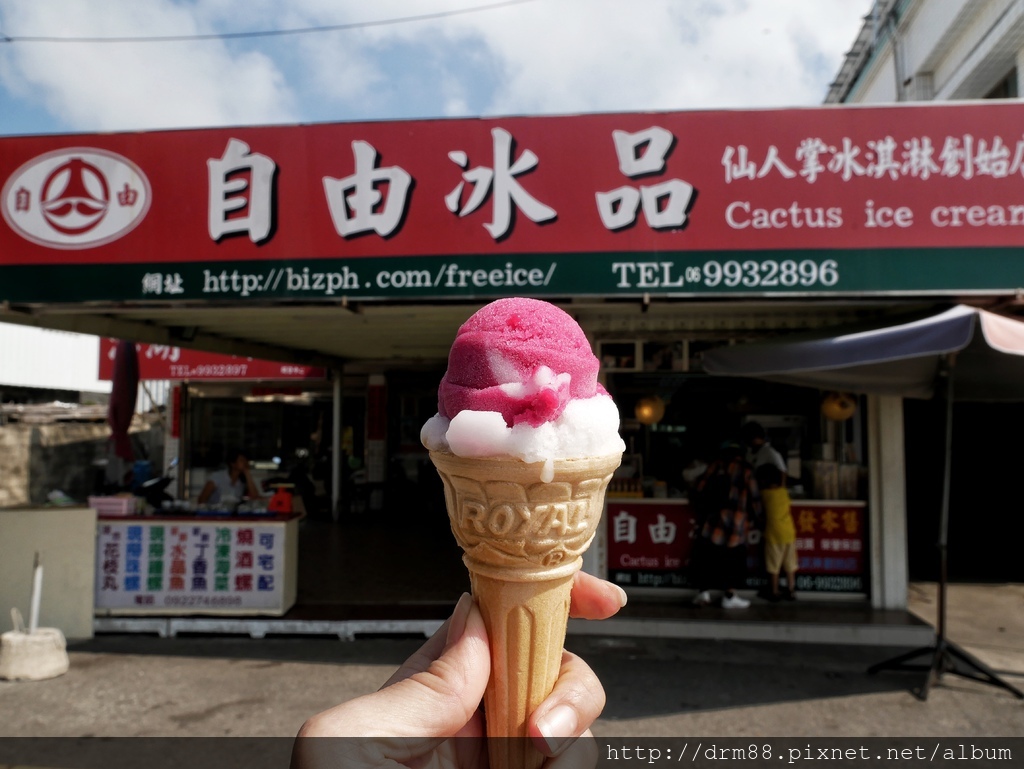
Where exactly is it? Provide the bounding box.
[0,583,1021,741]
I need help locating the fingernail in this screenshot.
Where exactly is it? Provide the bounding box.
[536,705,578,755]
[613,584,628,607]
[445,592,472,648]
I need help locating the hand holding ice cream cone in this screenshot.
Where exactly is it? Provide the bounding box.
[422,298,624,769]
[293,297,624,769]
[293,572,627,769]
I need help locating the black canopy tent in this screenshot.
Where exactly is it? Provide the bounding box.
[703,304,1024,701]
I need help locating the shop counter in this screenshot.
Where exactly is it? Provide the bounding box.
[595,497,867,595]
[95,513,300,616]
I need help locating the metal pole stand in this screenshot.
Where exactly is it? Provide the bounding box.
[868,357,1023,701]
[868,632,1024,701]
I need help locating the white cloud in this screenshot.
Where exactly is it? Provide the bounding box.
[293,29,387,108]
[0,0,873,134]
[0,0,297,131]
[406,0,873,115]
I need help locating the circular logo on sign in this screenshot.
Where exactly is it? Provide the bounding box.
[2,147,151,249]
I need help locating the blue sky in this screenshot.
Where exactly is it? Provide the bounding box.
[0,0,873,137]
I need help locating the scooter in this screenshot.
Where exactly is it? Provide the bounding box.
[139,458,178,511]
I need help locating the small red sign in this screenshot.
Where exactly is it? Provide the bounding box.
[790,502,865,583]
[98,338,326,381]
[605,500,696,589]
[605,499,866,593]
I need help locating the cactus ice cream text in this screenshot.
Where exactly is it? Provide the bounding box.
[422,297,624,769]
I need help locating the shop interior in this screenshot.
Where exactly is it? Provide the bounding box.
[596,337,867,502]
[162,342,1024,614]
[167,330,880,610]
[606,372,865,502]
[182,381,340,511]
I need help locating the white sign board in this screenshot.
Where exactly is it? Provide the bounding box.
[95,519,287,613]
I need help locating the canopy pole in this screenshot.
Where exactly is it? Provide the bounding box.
[869,354,1022,700]
[331,370,342,523]
[935,355,954,647]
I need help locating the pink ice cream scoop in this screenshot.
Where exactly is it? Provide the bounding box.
[438,297,602,427]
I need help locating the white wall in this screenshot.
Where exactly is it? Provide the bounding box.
[0,324,170,411]
[842,0,1024,104]
[850,46,900,103]
[0,324,111,396]
[0,506,98,640]
[930,0,1021,98]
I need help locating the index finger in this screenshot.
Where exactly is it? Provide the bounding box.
[569,571,627,620]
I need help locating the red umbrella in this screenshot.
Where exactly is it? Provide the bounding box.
[107,340,139,462]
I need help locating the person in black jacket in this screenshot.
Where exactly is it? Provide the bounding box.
[689,441,762,609]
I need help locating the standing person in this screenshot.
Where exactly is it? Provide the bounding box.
[689,441,762,609]
[742,420,787,482]
[197,447,262,505]
[755,463,799,601]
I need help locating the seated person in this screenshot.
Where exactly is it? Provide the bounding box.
[197,448,262,505]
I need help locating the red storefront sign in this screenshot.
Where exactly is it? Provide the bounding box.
[606,500,695,589]
[3,103,1024,301]
[605,499,866,593]
[98,338,326,381]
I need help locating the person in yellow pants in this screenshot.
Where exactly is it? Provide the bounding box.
[755,463,798,601]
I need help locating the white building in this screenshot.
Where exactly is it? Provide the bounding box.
[827,0,1023,104]
[825,0,1024,585]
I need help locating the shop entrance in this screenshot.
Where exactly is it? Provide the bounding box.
[296,367,466,609]
[184,383,336,516]
[179,367,470,610]
[599,369,871,598]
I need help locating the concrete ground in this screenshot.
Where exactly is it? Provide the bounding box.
[0,583,1020,740]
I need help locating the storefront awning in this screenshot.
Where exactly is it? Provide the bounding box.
[702,304,1024,401]
[705,306,1024,699]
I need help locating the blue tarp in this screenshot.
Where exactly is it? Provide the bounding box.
[702,305,1024,401]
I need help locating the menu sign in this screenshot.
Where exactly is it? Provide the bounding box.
[605,499,866,593]
[95,520,288,613]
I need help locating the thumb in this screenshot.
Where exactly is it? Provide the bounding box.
[297,593,491,739]
[378,592,491,737]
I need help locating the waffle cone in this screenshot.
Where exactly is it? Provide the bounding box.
[429,450,621,769]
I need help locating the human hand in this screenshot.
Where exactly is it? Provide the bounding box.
[292,571,626,768]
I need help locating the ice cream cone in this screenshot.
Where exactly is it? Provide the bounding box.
[429,449,621,769]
